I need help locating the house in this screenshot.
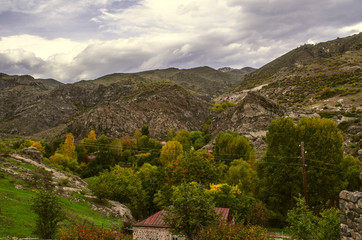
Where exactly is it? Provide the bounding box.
[132,207,234,240]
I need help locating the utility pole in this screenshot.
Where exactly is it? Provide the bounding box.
[301,141,308,206]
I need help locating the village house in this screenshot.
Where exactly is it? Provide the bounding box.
[132,207,234,240]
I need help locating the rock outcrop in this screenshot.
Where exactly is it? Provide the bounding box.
[209,92,285,150]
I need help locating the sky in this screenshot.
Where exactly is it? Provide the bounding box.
[0,0,361,83]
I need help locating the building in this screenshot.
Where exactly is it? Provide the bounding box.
[133,207,234,240]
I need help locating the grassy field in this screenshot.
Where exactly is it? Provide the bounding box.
[0,172,123,239]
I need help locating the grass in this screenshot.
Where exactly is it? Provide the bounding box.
[0,172,124,239]
[0,175,37,238]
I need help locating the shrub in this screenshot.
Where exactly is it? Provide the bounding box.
[59,223,133,240]
[287,196,340,240]
[31,190,64,239]
[199,223,268,240]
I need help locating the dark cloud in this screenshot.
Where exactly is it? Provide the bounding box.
[0,0,361,82]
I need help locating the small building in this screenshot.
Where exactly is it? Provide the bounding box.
[133,207,233,240]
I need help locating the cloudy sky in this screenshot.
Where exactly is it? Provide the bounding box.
[0,0,361,83]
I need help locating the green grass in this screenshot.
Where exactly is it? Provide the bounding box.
[0,172,124,239]
[0,175,37,238]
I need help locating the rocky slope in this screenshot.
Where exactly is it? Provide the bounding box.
[65,82,213,140]
[209,92,285,152]
[222,33,361,155]
[0,147,134,223]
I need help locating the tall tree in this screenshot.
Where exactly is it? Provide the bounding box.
[164,182,218,240]
[168,150,221,185]
[214,131,255,164]
[257,117,345,219]
[58,133,77,160]
[159,141,183,166]
[31,190,64,239]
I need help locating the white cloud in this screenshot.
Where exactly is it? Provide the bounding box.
[0,0,361,82]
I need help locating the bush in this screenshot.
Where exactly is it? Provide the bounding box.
[31,190,64,239]
[287,196,340,240]
[48,153,79,173]
[59,223,133,240]
[199,224,268,240]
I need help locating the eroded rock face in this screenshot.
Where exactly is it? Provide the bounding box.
[67,83,213,140]
[209,92,285,150]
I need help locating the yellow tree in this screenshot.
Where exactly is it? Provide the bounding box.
[160,141,183,167]
[59,133,77,160]
[88,130,96,141]
[31,141,45,154]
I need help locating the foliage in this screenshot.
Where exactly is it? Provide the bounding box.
[59,223,132,240]
[341,155,361,191]
[31,141,46,154]
[172,129,192,151]
[164,182,218,240]
[168,150,221,185]
[287,196,340,240]
[256,117,345,219]
[0,138,11,153]
[211,101,237,112]
[159,141,183,166]
[207,183,261,224]
[88,130,97,141]
[47,153,80,173]
[199,224,268,240]
[256,117,301,218]
[58,133,77,160]
[136,163,165,214]
[214,131,255,163]
[31,190,64,239]
[141,124,150,137]
[89,165,146,218]
[297,117,344,208]
[226,159,256,193]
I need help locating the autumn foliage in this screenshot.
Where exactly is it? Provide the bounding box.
[59,223,133,240]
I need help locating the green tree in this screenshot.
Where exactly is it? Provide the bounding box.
[287,196,340,240]
[297,117,344,209]
[168,150,221,185]
[207,183,259,223]
[172,130,192,151]
[159,141,183,166]
[164,182,218,240]
[48,153,79,173]
[226,159,256,193]
[89,165,146,218]
[214,131,255,163]
[256,117,301,217]
[257,117,345,220]
[141,124,150,137]
[341,155,361,191]
[136,163,165,214]
[31,190,64,239]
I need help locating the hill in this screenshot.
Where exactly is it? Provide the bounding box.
[0,147,133,238]
[219,33,361,155]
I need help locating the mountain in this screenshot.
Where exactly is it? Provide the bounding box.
[0,34,360,156]
[241,33,362,89]
[222,33,361,155]
[1,67,237,140]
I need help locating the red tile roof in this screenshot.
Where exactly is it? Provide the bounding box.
[133,207,231,228]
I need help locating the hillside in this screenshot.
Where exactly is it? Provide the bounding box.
[219,33,361,155]
[0,147,134,238]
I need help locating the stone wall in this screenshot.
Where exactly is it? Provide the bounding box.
[133,226,185,240]
[339,190,362,240]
